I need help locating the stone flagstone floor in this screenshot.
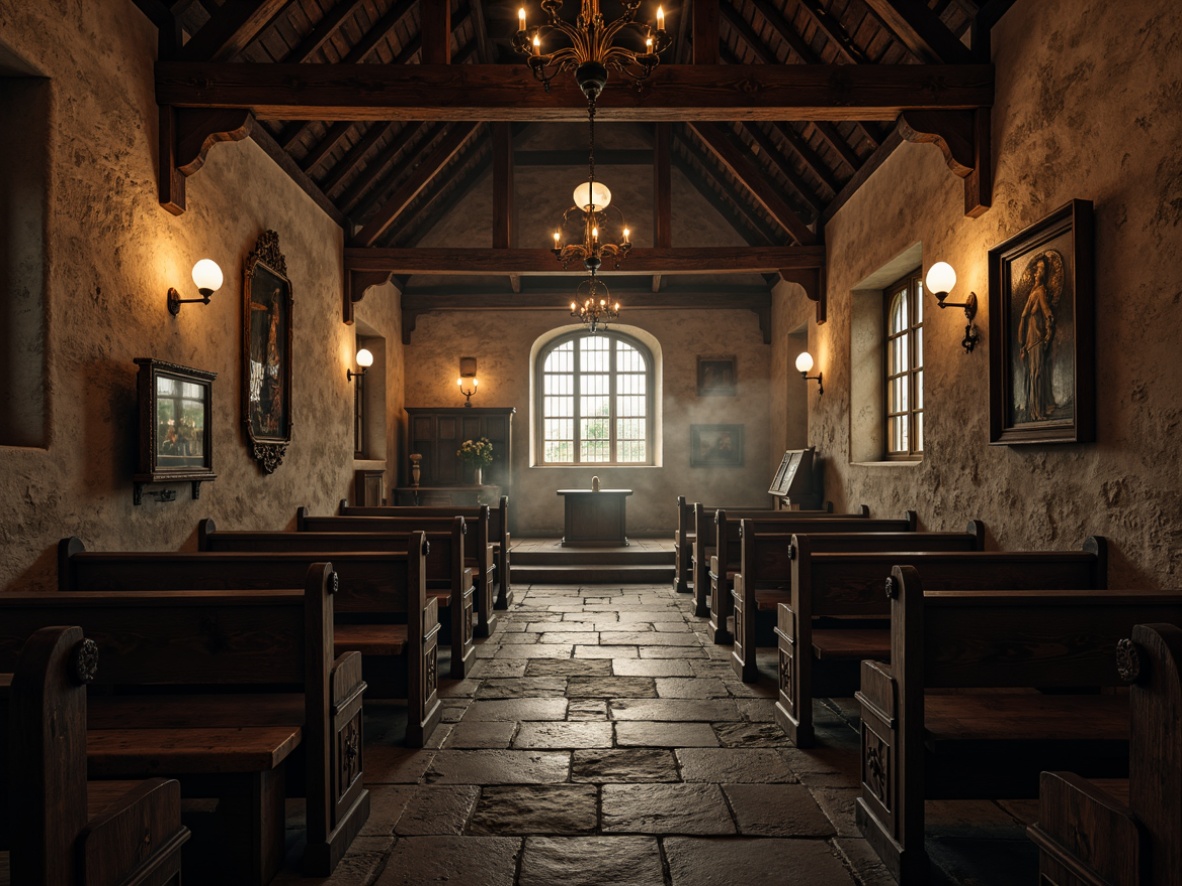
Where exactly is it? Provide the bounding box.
[277,582,1039,886]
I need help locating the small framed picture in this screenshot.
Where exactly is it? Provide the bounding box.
[697,356,737,397]
[691,424,744,467]
[987,199,1095,444]
[133,358,217,503]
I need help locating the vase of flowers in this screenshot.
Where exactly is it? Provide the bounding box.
[457,437,493,485]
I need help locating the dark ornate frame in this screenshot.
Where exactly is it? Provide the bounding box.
[242,230,294,473]
[987,199,1095,444]
[690,423,745,467]
[697,356,737,397]
[133,357,217,504]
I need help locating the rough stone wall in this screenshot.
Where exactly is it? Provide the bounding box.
[773,0,1182,586]
[403,308,773,536]
[0,2,369,591]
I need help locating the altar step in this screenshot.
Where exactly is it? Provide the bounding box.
[510,538,675,585]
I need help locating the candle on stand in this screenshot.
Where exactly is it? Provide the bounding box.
[657,6,665,30]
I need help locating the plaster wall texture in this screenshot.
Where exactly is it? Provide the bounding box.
[772,0,1182,586]
[0,1,369,591]
[403,308,773,536]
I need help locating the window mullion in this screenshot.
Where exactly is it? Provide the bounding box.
[573,338,582,465]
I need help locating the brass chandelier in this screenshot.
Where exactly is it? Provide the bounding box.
[569,268,620,335]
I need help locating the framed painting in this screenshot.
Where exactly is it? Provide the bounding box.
[691,424,744,467]
[697,356,737,396]
[988,200,1095,444]
[242,230,293,473]
[133,358,216,503]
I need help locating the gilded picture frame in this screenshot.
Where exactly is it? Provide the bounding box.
[987,200,1094,444]
[242,230,293,473]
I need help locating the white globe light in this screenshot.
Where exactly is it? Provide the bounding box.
[925,261,956,295]
[356,348,374,369]
[795,352,814,374]
[573,180,612,212]
[191,259,224,294]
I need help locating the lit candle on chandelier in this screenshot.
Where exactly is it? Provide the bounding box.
[532,34,541,55]
[518,6,526,29]
[553,231,561,247]
[657,6,665,30]
[592,226,599,241]
[646,35,653,52]
[623,227,631,245]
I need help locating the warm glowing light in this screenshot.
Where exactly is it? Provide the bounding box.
[532,34,540,54]
[518,7,526,27]
[645,36,653,51]
[355,348,374,369]
[925,261,957,295]
[591,226,599,241]
[795,352,814,374]
[623,227,630,242]
[657,6,665,29]
[573,180,612,211]
[553,231,561,243]
[191,259,223,295]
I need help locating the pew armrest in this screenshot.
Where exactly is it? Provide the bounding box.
[78,777,190,886]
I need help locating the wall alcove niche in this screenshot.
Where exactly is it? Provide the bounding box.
[0,50,48,448]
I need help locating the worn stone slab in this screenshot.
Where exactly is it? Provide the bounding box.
[601,784,736,835]
[442,720,518,750]
[512,720,615,749]
[832,837,900,886]
[468,785,599,835]
[425,750,571,785]
[712,722,793,748]
[654,677,730,698]
[440,699,470,723]
[467,658,528,678]
[610,699,742,722]
[528,620,593,631]
[566,699,609,720]
[525,658,613,677]
[566,676,658,698]
[437,677,481,698]
[676,749,799,784]
[518,836,664,886]
[810,786,861,837]
[498,633,542,644]
[539,631,601,644]
[724,784,835,837]
[475,677,569,699]
[493,644,575,658]
[359,785,415,836]
[736,698,777,721]
[364,745,436,784]
[574,644,638,658]
[599,631,702,646]
[639,646,707,659]
[615,721,720,748]
[394,784,481,835]
[465,698,569,721]
[571,749,680,783]
[375,836,522,886]
[664,837,854,885]
[612,658,695,677]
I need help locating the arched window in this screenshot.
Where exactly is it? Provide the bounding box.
[885,270,924,457]
[537,331,653,465]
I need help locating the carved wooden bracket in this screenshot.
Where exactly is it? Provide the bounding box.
[897,108,992,218]
[158,106,253,215]
[779,266,827,324]
[343,270,392,325]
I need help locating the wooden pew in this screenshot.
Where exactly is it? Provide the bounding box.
[3,625,189,885]
[1027,621,1182,886]
[58,536,440,749]
[6,563,368,881]
[696,505,900,629]
[779,538,1107,748]
[672,497,798,594]
[855,564,1182,885]
[307,506,499,637]
[199,516,476,679]
[340,497,512,611]
[731,521,985,682]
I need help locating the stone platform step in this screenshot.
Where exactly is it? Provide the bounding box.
[510,538,675,584]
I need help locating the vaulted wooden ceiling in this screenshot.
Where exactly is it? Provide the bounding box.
[133,0,1006,330]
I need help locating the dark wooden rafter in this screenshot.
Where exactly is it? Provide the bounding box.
[336,122,427,211]
[386,146,493,249]
[352,122,482,247]
[318,122,395,194]
[467,0,493,64]
[281,0,369,64]
[154,62,996,121]
[420,0,451,65]
[250,121,347,226]
[693,0,721,64]
[794,0,871,64]
[515,149,652,166]
[492,121,514,290]
[179,0,291,62]
[687,123,816,245]
[897,108,991,217]
[672,134,777,246]
[158,106,252,215]
[821,123,905,224]
[770,122,841,195]
[861,0,974,64]
[739,123,825,215]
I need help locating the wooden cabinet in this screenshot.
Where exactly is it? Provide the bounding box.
[404,407,515,494]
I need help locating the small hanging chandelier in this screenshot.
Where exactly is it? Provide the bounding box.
[552,179,632,272]
[570,270,620,334]
[514,2,671,98]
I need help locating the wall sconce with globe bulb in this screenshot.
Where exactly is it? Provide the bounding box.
[347,347,373,382]
[457,356,478,407]
[925,261,980,352]
[796,352,823,396]
[168,259,223,316]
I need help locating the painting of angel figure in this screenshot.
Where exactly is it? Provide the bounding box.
[988,201,1094,444]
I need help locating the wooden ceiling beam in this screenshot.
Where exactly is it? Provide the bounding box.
[250,121,347,226]
[653,123,672,249]
[401,290,771,309]
[770,122,841,195]
[300,120,355,173]
[179,0,290,62]
[344,245,823,275]
[318,121,395,194]
[468,0,493,64]
[492,122,513,249]
[385,146,492,248]
[352,123,481,247]
[861,0,973,65]
[740,123,825,214]
[155,62,995,122]
[515,149,652,166]
[794,0,871,64]
[687,123,816,245]
[337,121,428,211]
[672,135,776,246]
[282,0,368,63]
